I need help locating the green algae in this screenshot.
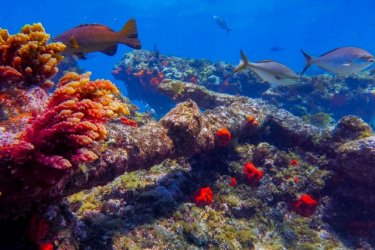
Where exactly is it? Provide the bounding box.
[302,112,334,128]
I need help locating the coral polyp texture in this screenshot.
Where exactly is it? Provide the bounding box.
[23,72,129,168]
[0,23,65,87]
[0,23,66,131]
[0,71,129,218]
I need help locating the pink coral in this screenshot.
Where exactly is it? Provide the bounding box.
[21,72,129,169]
[0,72,129,213]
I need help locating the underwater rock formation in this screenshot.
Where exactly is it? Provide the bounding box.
[112,50,266,115]
[113,50,375,126]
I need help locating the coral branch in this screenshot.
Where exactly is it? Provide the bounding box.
[0,23,65,87]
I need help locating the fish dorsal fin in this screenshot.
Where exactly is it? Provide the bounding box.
[101,44,118,56]
[258,60,273,63]
[319,47,342,57]
[68,36,79,49]
[74,23,115,32]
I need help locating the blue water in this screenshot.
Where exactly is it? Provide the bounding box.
[2,0,375,85]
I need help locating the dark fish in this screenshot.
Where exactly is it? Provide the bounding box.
[270,46,285,52]
[234,50,299,86]
[53,18,141,59]
[213,15,231,33]
[301,47,374,75]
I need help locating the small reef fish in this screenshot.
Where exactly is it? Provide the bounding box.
[53,18,141,59]
[301,47,374,75]
[213,15,231,33]
[234,50,299,86]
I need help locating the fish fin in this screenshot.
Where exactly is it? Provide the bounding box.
[319,47,342,57]
[234,50,250,73]
[300,49,314,75]
[74,53,87,60]
[101,45,118,56]
[119,18,142,49]
[68,36,79,49]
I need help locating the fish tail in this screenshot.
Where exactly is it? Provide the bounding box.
[234,50,250,73]
[119,18,142,49]
[300,49,313,75]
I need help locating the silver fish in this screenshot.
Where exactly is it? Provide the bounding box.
[234,50,299,86]
[301,47,374,75]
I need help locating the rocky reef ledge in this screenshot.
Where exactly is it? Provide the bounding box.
[113,50,375,127]
[2,81,374,248]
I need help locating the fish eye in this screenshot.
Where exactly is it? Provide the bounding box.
[360,55,372,61]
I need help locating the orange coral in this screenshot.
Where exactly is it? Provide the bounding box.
[246,115,259,127]
[0,23,66,87]
[215,127,231,146]
[120,117,138,127]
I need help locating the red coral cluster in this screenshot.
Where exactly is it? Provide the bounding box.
[229,177,237,187]
[120,117,138,127]
[27,215,51,249]
[243,161,263,186]
[292,194,318,217]
[118,68,165,87]
[215,127,231,147]
[194,187,213,207]
[290,159,298,166]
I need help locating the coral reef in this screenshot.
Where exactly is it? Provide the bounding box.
[0,23,65,87]
[0,72,128,219]
[113,50,375,127]
[1,26,375,249]
[0,23,66,132]
[0,78,373,248]
[112,50,267,115]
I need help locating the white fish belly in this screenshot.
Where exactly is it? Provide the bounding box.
[250,68,297,86]
[317,61,372,75]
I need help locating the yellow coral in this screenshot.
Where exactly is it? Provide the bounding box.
[0,23,66,87]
